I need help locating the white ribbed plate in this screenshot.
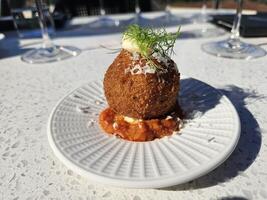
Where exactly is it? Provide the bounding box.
[48,77,240,188]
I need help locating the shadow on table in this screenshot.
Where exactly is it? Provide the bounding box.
[179,78,223,119]
[0,38,33,60]
[160,85,263,191]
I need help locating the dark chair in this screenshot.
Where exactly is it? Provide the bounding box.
[0,0,11,16]
[54,0,152,18]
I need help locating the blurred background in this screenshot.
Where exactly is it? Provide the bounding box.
[1,0,267,33]
[1,0,267,18]
[1,0,267,62]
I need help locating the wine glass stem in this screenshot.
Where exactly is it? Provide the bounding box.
[165,0,171,22]
[135,0,140,14]
[165,0,171,13]
[230,0,243,40]
[202,0,207,17]
[99,0,106,16]
[200,0,208,32]
[35,0,54,49]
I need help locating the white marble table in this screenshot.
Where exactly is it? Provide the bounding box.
[1,9,267,200]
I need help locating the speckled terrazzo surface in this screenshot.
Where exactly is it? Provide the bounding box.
[1,10,267,200]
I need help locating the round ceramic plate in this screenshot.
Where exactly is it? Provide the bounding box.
[47,77,240,188]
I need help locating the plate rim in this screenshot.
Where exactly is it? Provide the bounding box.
[47,76,241,188]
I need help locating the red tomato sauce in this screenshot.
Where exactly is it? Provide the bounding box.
[99,108,183,142]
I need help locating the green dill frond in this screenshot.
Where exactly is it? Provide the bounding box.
[123,24,180,59]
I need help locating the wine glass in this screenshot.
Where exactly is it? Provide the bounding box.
[126,0,147,26]
[165,0,173,22]
[163,0,181,24]
[21,0,81,64]
[87,0,119,28]
[188,0,225,38]
[201,0,266,59]
[133,0,142,24]
[194,0,212,24]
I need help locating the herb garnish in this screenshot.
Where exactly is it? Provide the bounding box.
[123,25,180,70]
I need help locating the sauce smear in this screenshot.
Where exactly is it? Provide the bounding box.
[99,108,183,142]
